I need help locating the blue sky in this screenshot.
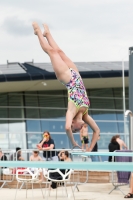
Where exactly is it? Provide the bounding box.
[0,0,133,64]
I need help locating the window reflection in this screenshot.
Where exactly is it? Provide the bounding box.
[96,121,118,133]
[116,111,124,121]
[26,109,40,119]
[27,133,42,149]
[51,134,69,149]
[26,120,41,132]
[9,133,24,149]
[41,120,65,132]
[73,134,82,146]
[9,120,25,133]
[0,120,8,133]
[91,110,117,120]
[0,133,8,148]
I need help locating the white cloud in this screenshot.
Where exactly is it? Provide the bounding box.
[2,16,32,36]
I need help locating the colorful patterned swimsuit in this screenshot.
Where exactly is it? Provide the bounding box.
[63,68,90,111]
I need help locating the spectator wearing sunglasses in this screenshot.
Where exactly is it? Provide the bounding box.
[37,131,58,161]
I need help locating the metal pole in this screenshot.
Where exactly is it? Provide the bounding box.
[125,110,133,150]
[131,117,133,150]
[122,60,126,143]
[129,47,133,150]
[129,47,133,113]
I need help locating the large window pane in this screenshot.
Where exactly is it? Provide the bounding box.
[73,134,82,146]
[90,97,116,110]
[96,121,118,133]
[38,91,66,108]
[9,108,23,118]
[0,120,8,133]
[0,94,8,106]
[90,89,117,122]
[52,134,69,149]
[0,94,8,119]
[113,88,128,98]
[114,88,129,110]
[38,91,66,118]
[26,108,40,119]
[9,120,25,133]
[125,88,129,98]
[115,111,124,121]
[25,94,38,107]
[41,120,65,132]
[90,88,114,97]
[94,134,112,150]
[0,108,8,118]
[113,88,122,98]
[8,93,23,106]
[117,121,129,134]
[114,99,123,110]
[40,109,66,119]
[27,133,42,149]
[9,133,25,149]
[0,133,8,148]
[91,111,117,120]
[25,92,40,119]
[125,99,129,110]
[26,120,41,132]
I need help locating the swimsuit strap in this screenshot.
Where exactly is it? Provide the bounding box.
[83,108,88,116]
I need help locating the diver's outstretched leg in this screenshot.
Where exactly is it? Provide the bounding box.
[43,24,79,73]
[32,22,71,84]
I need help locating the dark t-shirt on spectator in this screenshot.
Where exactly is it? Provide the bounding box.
[1,154,7,168]
[108,141,120,162]
[92,142,98,152]
[1,155,7,161]
[40,138,56,159]
[10,152,21,161]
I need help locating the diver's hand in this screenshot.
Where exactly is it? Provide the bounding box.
[86,147,92,152]
[72,143,82,150]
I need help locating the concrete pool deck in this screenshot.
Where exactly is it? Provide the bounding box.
[0,183,130,200]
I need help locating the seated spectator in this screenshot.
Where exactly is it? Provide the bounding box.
[0,149,7,161]
[29,150,45,182]
[58,150,72,162]
[50,151,71,189]
[30,150,42,161]
[108,136,120,162]
[10,147,24,161]
[115,135,127,150]
[0,149,7,172]
[61,151,71,162]
[58,149,65,161]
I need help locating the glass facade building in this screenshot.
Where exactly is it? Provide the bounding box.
[0,87,129,151]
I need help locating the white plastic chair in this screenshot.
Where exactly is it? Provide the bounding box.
[14,168,44,200]
[44,168,75,200]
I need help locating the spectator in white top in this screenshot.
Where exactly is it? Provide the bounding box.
[30,150,45,183]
